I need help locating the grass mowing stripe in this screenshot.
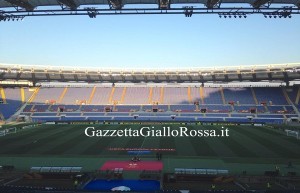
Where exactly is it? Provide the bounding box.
[122,134,145,148]
[186,126,216,157]
[81,137,115,155]
[212,126,257,158]
[81,125,123,155]
[0,125,75,154]
[243,126,300,156]
[15,125,79,155]
[250,126,300,147]
[159,136,177,156]
[225,126,266,158]
[244,127,300,157]
[0,125,55,146]
[237,126,299,158]
[199,125,236,157]
[105,136,132,156]
[230,126,279,158]
[142,136,160,149]
[0,124,53,139]
[174,136,197,156]
[120,124,147,150]
[41,126,86,155]
[62,125,124,155]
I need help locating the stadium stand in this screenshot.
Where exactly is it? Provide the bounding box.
[60,87,92,105]
[223,87,255,105]
[254,87,288,105]
[90,87,111,104]
[0,85,299,124]
[286,86,299,104]
[203,87,223,104]
[164,87,189,104]
[33,87,64,104]
[123,87,149,104]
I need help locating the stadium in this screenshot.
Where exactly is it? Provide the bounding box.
[0,62,300,193]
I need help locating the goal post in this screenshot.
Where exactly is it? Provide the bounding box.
[0,127,17,137]
[6,127,17,134]
[0,130,5,137]
[285,129,299,140]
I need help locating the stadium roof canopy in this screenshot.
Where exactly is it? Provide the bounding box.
[0,0,298,8]
[0,63,299,84]
[0,0,299,19]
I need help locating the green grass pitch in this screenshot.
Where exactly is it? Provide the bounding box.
[0,123,299,174]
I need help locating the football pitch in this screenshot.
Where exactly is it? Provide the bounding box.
[0,123,300,174]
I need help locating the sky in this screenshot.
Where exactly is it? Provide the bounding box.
[0,12,299,69]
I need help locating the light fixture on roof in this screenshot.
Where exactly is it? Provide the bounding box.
[218,12,247,19]
[86,7,97,18]
[263,8,292,19]
[183,6,193,17]
[0,15,25,22]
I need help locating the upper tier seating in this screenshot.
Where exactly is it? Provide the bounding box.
[190,87,201,104]
[151,87,162,103]
[61,87,92,104]
[111,87,124,102]
[164,87,189,104]
[123,87,149,104]
[91,87,111,104]
[223,87,255,104]
[286,86,298,104]
[202,88,223,104]
[33,87,64,104]
[254,87,288,105]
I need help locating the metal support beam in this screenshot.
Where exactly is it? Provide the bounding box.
[283,72,289,85]
[224,74,229,82]
[60,74,65,82]
[108,0,122,9]
[32,73,36,82]
[159,0,170,9]
[16,72,21,80]
[74,74,79,82]
[0,6,299,19]
[5,0,34,11]
[57,0,78,10]
[252,73,257,81]
[238,74,242,81]
[45,73,49,82]
[267,72,272,80]
[206,0,221,8]
[252,0,270,8]
[0,72,4,80]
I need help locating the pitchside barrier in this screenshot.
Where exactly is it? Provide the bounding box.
[30,166,82,174]
[175,168,229,175]
[40,120,258,126]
